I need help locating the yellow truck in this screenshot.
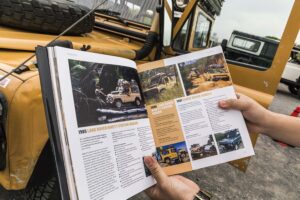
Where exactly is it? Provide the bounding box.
[159,147,187,164]
[0,0,299,199]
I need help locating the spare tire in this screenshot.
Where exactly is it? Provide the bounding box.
[0,0,95,35]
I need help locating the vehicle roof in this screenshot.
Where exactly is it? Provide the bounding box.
[232,30,279,45]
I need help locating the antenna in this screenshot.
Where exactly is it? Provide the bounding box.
[0,0,108,82]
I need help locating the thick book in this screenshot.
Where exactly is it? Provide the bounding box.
[37,46,254,200]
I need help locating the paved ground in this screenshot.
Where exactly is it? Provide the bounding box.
[130,84,300,200]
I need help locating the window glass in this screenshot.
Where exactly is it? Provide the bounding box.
[290,32,300,64]
[193,13,211,48]
[211,0,295,70]
[81,0,158,26]
[232,37,261,52]
[173,17,191,50]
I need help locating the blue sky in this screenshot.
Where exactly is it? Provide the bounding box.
[159,141,188,151]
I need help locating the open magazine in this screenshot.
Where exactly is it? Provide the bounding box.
[36,46,254,200]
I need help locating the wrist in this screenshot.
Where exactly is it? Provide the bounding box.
[260,110,277,134]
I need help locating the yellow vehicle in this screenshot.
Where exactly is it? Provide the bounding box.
[159,147,187,164]
[0,0,299,199]
[160,148,179,164]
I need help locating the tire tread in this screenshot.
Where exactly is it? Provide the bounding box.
[0,0,94,35]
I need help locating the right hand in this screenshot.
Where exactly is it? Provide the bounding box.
[218,93,270,133]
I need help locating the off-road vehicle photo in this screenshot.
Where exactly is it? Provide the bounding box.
[143,73,177,98]
[106,79,142,108]
[158,147,187,165]
[217,129,243,153]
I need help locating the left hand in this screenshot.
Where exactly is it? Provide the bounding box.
[144,156,200,200]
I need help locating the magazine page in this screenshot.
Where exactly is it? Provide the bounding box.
[49,47,156,200]
[137,46,255,174]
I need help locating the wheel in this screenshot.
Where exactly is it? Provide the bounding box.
[24,176,59,200]
[180,152,186,159]
[179,153,186,162]
[114,99,122,108]
[135,98,141,106]
[160,89,166,94]
[0,0,95,35]
[165,158,171,164]
[234,144,239,150]
[8,142,61,200]
[288,85,298,95]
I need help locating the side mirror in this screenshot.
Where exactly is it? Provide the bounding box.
[221,39,228,51]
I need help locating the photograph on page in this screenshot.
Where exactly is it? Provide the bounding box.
[177,53,232,96]
[139,64,185,105]
[68,59,147,127]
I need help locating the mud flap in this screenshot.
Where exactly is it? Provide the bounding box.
[0,93,7,171]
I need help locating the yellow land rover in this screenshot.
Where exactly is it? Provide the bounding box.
[0,0,299,199]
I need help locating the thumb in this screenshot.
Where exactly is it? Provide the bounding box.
[144,156,168,185]
[219,98,249,111]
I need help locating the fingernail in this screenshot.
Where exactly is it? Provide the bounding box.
[219,101,227,107]
[144,156,154,167]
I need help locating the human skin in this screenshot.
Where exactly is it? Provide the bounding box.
[144,156,200,200]
[219,93,300,147]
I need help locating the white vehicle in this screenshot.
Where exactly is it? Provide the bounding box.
[143,73,177,97]
[281,48,300,98]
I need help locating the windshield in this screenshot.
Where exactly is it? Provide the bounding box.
[88,0,158,26]
[150,76,161,86]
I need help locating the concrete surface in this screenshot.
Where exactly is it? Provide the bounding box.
[130,84,300,200]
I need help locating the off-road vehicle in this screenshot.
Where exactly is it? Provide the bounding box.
[218,129,242,152]
[0,0,299,199]
[222,30,300,97]
[106,79,142,108]
[143,73,177,98]
[159,147,187,164]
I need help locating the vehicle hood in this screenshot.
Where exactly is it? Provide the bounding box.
[0,26,143,66]
[109,91,120,95]
[219,138,234,145]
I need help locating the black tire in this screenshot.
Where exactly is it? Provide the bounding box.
[25,176,59,200]
[165,158,171,164]
[8,141,61,200]
[234,144,239,150]
[114,99,122,108]
[288,85,300,96]
[160,89,166,94]
[135,98,141,106]
[0,0,95,35]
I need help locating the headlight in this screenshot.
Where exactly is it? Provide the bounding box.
[176,0,189,9]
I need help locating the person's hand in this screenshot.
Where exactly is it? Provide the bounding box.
[218,93,271,133]
[144,156,199,200]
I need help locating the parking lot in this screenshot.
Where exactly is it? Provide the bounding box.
[130,84,300,200]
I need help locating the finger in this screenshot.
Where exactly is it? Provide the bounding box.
[173,175,200,191]
[219,98,249,111]
[144,156,168,185]
[145,186,156,197]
